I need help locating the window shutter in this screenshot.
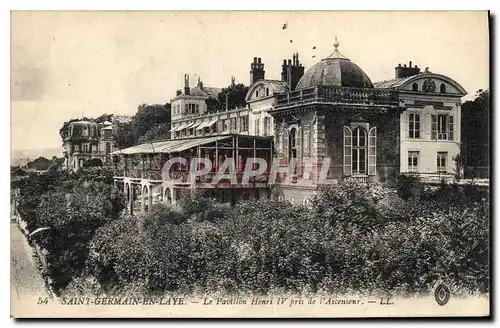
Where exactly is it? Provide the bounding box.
[368,127,377,176]
[296,127,302,174]
[303,127,310,157]
[408,113,413,138]
[283,128,289,161]
[296,127,302,158]
[431,114,437,140]
[343,126,352,176]
[448,115,454,140]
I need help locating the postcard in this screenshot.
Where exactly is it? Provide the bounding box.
[10,10,490,318]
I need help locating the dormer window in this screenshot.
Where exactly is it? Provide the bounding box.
[266,88,270,96]
[412,83,418,91]
[256,90,259,98]
[440,83,446,93]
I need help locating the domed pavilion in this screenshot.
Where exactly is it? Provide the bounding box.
[269,38,402,201]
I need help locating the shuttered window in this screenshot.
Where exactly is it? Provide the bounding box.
[368,127,377,176]
[431,114,437,140]
[343,126,352,176]
[448,116,454,140]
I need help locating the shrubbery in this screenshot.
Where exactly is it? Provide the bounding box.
[16,167,125,293]
[77,179,489,297]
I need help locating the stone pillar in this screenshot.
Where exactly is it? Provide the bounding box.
[148,185,153,210]
[141,185,146,213]
[129,184,134,215]
[171,188,177,206]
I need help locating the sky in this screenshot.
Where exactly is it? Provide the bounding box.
[11,11,489,153]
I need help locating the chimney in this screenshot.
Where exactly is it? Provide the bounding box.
[250,56,265,84]
[281,53,305,91]
[176,89,182,96]
[184,74,190,95]
[197,76,203,88]
[395,61,421,79]
[281,59,288,82]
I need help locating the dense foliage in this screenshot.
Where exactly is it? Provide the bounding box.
[206,83,249,113]
[114,103,171,148]
[461,89,490,177]
[71,179,489,297]
[16,167,125,293]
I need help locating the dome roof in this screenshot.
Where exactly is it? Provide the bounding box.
[295,38,374,90]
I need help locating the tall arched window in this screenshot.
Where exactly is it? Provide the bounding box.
[289,127,297,160]
[440,83,446,93]
[412,83,418,91]
[352,127,367,175]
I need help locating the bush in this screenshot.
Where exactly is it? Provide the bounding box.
[74,181,489,297]
[395,174,424,200]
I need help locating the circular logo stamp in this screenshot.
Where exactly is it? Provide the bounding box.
[434,283,451,306]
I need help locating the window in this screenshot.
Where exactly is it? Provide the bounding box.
[105,142,111,154]
[254,119,260,135]
[408,151,419,172]
[440,83,446,93]
[263,117,272,136]
[230,118,237,131]
[240,116,248,132]
[289,128,297,160]
[256,90,259,98]
[266,88,270,96]
[352,127,367,175]
[290,196,295,204]
[438,115,448,140]
[437,152,447,173]
[344,126,377,176]
[412,83,418,91]
[408,113,420,138]
[432,114,454,141]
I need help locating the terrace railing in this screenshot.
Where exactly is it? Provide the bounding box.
[275,86,399,107]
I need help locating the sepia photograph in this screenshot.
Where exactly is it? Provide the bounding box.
[10,10,490,318]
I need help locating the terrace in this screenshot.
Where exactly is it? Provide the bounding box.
[274,85,399,108]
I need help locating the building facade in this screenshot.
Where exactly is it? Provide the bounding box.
[62,120,116,171]
[374,64,466,181]
[113,38,467,211]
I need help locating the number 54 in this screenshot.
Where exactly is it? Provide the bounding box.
[37,297,48,305]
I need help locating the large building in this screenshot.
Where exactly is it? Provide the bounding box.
[62,120,116,171]
[113,38,467,212]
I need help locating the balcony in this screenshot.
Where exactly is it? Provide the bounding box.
[114,168,270,186]
[275,86,399,108]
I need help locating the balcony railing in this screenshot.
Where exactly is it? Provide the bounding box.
[114,169,163,180]
[114,168,270,185]
[275,86,399,107]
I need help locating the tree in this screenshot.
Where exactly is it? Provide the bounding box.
[137,123,170,143]
[133,103,171,138]
[461,89,490,177]
[217,83,249,110]
[114,104,172,148]
[35,181,125,293]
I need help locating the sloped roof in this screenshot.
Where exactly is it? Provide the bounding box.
[113,135,232,155]
[373,76,414,89]
[185,86,222,98]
